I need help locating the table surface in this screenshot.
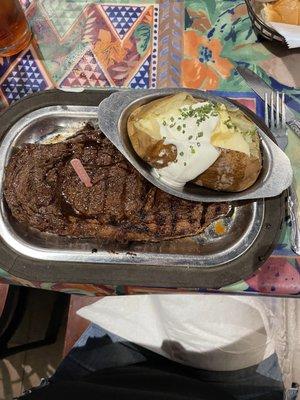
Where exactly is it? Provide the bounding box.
[0,0,299,297]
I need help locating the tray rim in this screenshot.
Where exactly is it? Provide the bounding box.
[0,89,285,288]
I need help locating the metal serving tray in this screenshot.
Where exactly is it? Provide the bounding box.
[0,90,284,288]
[0,104,264,264]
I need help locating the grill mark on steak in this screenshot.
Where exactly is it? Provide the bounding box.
[170,198,178,236]
[4,124,230,242]
[200,203,209,227]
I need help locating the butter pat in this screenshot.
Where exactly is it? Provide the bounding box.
[212,106,250,156]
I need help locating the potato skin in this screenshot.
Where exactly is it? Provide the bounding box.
[193,148,262,192]
[127,115,177,168]
[127,94,195,168]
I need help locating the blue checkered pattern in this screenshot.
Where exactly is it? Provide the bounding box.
[102,5,144,39]
[129,56,150,89]
[1,50,48,104]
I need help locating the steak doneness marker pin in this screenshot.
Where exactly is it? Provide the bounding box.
[70,159,92,188]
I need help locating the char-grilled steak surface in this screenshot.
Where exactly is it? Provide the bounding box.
[4,125,229,241]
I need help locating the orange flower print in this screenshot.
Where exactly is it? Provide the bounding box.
[93,29,132,69]
[182,31,234,90]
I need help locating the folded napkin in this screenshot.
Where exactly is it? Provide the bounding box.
[77,294,276,372]
[269,22,300,49]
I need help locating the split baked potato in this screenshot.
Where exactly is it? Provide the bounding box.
[127,93,195,168]
[127,92,262,192]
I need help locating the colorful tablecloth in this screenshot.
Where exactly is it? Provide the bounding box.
[0,0,299,296]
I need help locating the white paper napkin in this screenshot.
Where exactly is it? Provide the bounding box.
[269,22,300,49]
[77,294,276,372]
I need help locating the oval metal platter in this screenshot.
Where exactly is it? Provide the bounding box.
[98,88,293,203]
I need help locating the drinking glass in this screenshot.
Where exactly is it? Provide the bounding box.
[0,0,32,57]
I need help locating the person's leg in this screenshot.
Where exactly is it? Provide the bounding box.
[193,353,284,400]
[51,319,285,399]
[52,323,150,381]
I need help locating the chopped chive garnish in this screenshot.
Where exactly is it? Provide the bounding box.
[191,147,196,154]
[184,162,187,166]
[179,151,184,156]
[180,103,218,123]
[177,125,182,131]
[188,135,193,140]
[170,117,174,122]
[163,121,166,126]
[224,118,233,129]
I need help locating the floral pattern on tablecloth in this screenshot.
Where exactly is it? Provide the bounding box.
[0,1,160,108]
[0,0,299,296]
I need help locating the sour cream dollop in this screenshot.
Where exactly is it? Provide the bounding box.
[152,102,221,188]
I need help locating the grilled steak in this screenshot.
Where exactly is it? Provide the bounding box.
[4,124,229,241]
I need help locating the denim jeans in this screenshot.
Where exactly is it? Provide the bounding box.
[51,323,285,400]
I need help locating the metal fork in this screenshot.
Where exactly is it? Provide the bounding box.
[265,92,300,255]
[264,92,287,149]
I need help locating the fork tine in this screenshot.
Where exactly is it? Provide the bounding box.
[264,93,269,127]
[281,92,286,127]
[270,92,275,129]
[276,91,280,128]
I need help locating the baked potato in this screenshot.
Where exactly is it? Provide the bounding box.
[127,92,262,192]
[127,93,196,168]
